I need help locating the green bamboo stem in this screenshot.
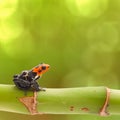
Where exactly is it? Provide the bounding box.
[37,87,108,115]
[0,84,120,115]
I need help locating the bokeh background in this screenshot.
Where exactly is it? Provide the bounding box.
[0,0,120,120]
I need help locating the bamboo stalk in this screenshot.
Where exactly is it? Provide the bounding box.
[0,85,120,115]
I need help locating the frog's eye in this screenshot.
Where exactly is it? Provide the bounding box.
[41,66,46,70]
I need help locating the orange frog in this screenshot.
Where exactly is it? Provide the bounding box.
[13,63,50,91]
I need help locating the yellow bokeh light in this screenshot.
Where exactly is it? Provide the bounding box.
[0,14,23,43]
[76,0,91,6]
[0,0,18,19]
[1,31,35,59]
[66,0,108,18]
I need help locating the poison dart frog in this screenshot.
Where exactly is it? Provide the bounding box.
[13,63,50,91]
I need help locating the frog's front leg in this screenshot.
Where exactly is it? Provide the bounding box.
[30,80,46,91]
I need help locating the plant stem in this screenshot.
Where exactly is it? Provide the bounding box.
[0,84,120,115]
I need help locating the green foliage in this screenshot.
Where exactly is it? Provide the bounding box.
[0,0,120,120]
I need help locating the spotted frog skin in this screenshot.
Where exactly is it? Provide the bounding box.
[13,63,50,91]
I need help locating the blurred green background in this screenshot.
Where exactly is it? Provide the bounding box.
[0,0,120,120]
